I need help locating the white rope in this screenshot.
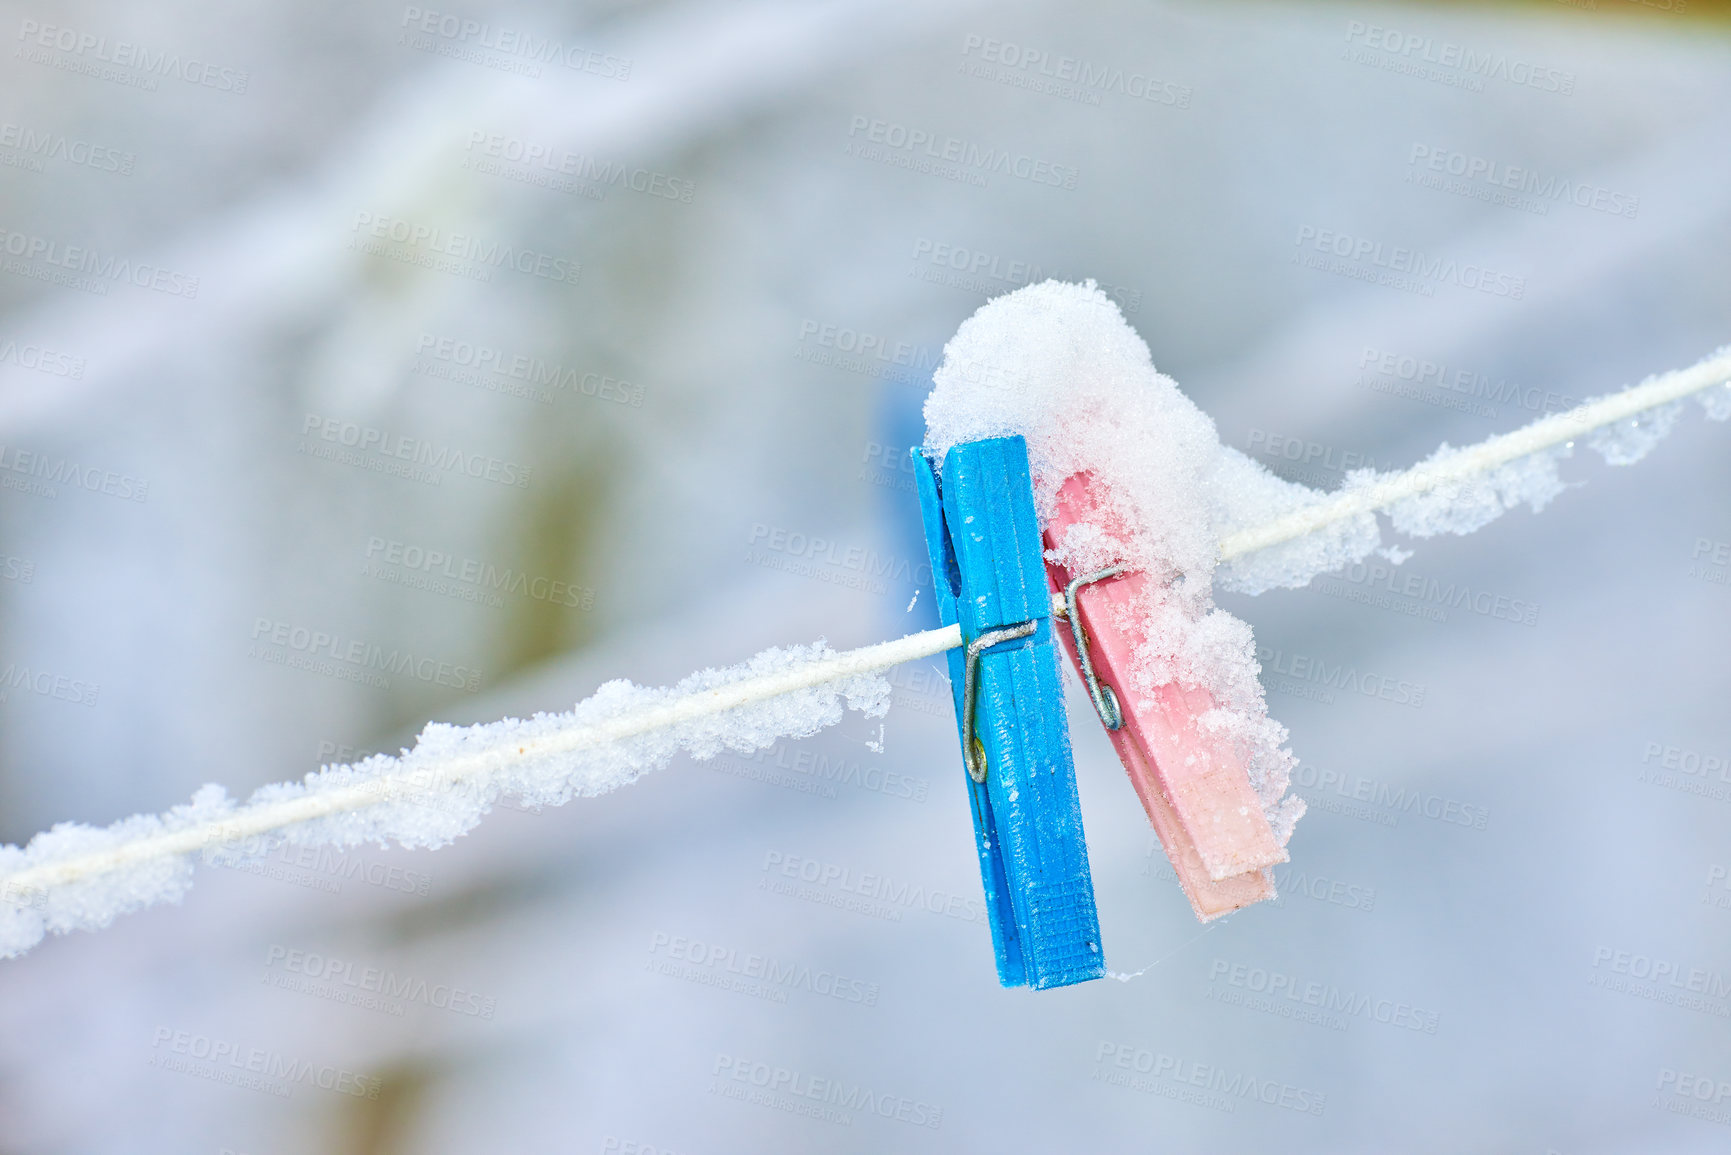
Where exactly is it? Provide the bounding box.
[1218,350,1731,562]
[4,351,1726,931]
[1,624,962,900]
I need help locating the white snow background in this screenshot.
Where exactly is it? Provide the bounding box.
[0,1,1728,1152]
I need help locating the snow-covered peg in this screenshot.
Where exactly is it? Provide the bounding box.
[1044,471,1286,922]
[912,435,1105,990]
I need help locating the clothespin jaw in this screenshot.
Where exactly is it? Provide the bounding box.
[912,436,1105,990]
[1043,472,1287,921]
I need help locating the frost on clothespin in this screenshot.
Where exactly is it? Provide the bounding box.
[1044,474,1288,920]
[922,280,1307,918]
[923,281,1730,922]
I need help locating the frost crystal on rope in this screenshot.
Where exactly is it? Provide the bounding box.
[1701,380,1731,422]
[1218,345,1731,592]
[1378,445,1570,540]
[1587,401,1684,465]
[0,639,897,960]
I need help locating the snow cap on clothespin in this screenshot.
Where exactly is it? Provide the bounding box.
[1043,472,1287,921]
[912,435,1105,990]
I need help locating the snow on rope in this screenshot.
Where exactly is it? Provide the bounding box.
[1217,346,1731,574]
[0,315,1725,960]
[0,630,954,959]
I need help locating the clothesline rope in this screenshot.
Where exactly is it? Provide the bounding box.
[1218,350,1731,561]
[1,626,963,901]
[2,351,1726,949]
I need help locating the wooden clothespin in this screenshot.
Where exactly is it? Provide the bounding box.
[1043,472,1287,921]
[912,436,1105,990]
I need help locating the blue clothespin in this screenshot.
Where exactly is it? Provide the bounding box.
[912,435,1105,990]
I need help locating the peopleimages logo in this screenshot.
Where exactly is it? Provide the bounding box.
[1256,645,1426,709]
[414,332,644,407]
[957,33,1191,109]
[1357,345,1577,415]
[1689,537,1730,590]
[0,336,85,378]
[262,945,497,1019]
[759,850,986,925]
[1246,427,1381,472]
[1705,864,1731,913]
[0,442,148,502]
[349,212,580,285]
[1654,1067,1731,1127]
[249,617,482,693]
[1638,739,1731,804]
[0,224,200,298]
[1206,957,1441,1034]
[149,1027,379,1100]
[1294,225,1525,299]
[908,238,1144,311]
[858,440,918,495]
[364,535,594,610]
[1311,556,1541,628]
[0,121,134,175]
[746,525,931,588]
[717,744,929,804]
[845,115,1078,190]
[0,661,100,707]
[711,1053,943,1130]
[1342,20,1576,96]
[1407,144,1638,219]
[15,19,251,93]
[203,829,431,898]
[793,318,938,385]
[398,7,631,80]
[0,879,46,911]
[1589,945,1731,1015]
[648,932,880,1006]
[1270,867,1377,912]
[1293,763,1489,830]
[300,412,533,489]
[1092,1042,1327,1116]
[462,131,692,204]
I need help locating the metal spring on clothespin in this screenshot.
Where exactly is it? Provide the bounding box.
[1055,566,1126,732]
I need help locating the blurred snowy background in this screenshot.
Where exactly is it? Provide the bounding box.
[1,0,1729,1151]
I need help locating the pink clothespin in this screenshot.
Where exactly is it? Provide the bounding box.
[1042,472,1287,921]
